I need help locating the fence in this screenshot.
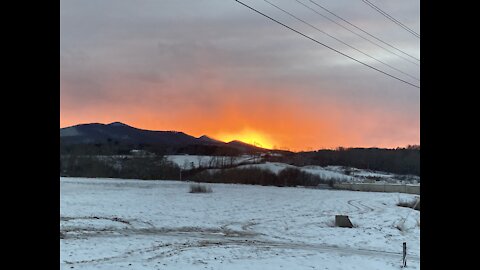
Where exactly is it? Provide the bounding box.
[333,182,420,195]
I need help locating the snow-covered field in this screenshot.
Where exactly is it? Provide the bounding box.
[165,155,420,183]
[237,163,356,182]
[60,177,420,270]
[166,155,258,169]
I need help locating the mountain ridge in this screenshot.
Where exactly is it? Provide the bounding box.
[60,122,268,153]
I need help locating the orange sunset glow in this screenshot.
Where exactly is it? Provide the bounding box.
[60,81,419,151]
[215,129,275,149]
[60,0,420,151]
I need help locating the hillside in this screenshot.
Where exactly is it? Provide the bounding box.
[60,122,269,155]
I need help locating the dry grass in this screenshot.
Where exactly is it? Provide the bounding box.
[189,184,212,193]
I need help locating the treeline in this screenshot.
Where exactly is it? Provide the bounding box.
[60,140,251,157]
[60,155,335,187]
[189,167,335,187]
[267,146,420,176]
[60,155,180,180]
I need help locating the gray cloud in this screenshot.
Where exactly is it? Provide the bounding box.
[60,0,420,146]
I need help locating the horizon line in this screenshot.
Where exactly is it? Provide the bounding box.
[60,121,420,152]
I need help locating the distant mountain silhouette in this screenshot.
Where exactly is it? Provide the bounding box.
[197,135,223,145]
[226,140,265,152]
[60,122,267,152]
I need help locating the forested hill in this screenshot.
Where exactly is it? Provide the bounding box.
[267,146,420,176]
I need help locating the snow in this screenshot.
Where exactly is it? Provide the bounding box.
[61,177,420,269]
[166,155,258,169]
[236,162,297,174]
[324,166,420,183]
[236,162,356,182]
[165,155,214,169]
[300,165,357,181]
[162,155,421,184]
[166,155,419,183]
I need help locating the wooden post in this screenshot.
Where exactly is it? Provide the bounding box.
[402,242,407,267]
[179,168,182,181]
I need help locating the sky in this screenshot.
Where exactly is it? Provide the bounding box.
[60,0,420,151]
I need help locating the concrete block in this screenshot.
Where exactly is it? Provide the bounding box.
[335,215,353,228]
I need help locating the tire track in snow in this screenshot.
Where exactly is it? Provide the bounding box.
[356,200,375,212]
[347,199,361,211]
[347,199,375,214]
[63,235,419,265]
[62,242,179,265]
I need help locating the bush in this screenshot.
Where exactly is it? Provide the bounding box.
[327,179,336,188]
[189,167,339,188]
[278,168,302,186]
[189,184,212,193]
[190,167,280,186]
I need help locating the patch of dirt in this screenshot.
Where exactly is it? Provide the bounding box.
[61,216,259,240]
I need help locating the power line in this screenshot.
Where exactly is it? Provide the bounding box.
[263,0,419,81]
[295,0,419,67]
[361,0,420,38]
[307,0,419,62]
[233,0,419,89]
